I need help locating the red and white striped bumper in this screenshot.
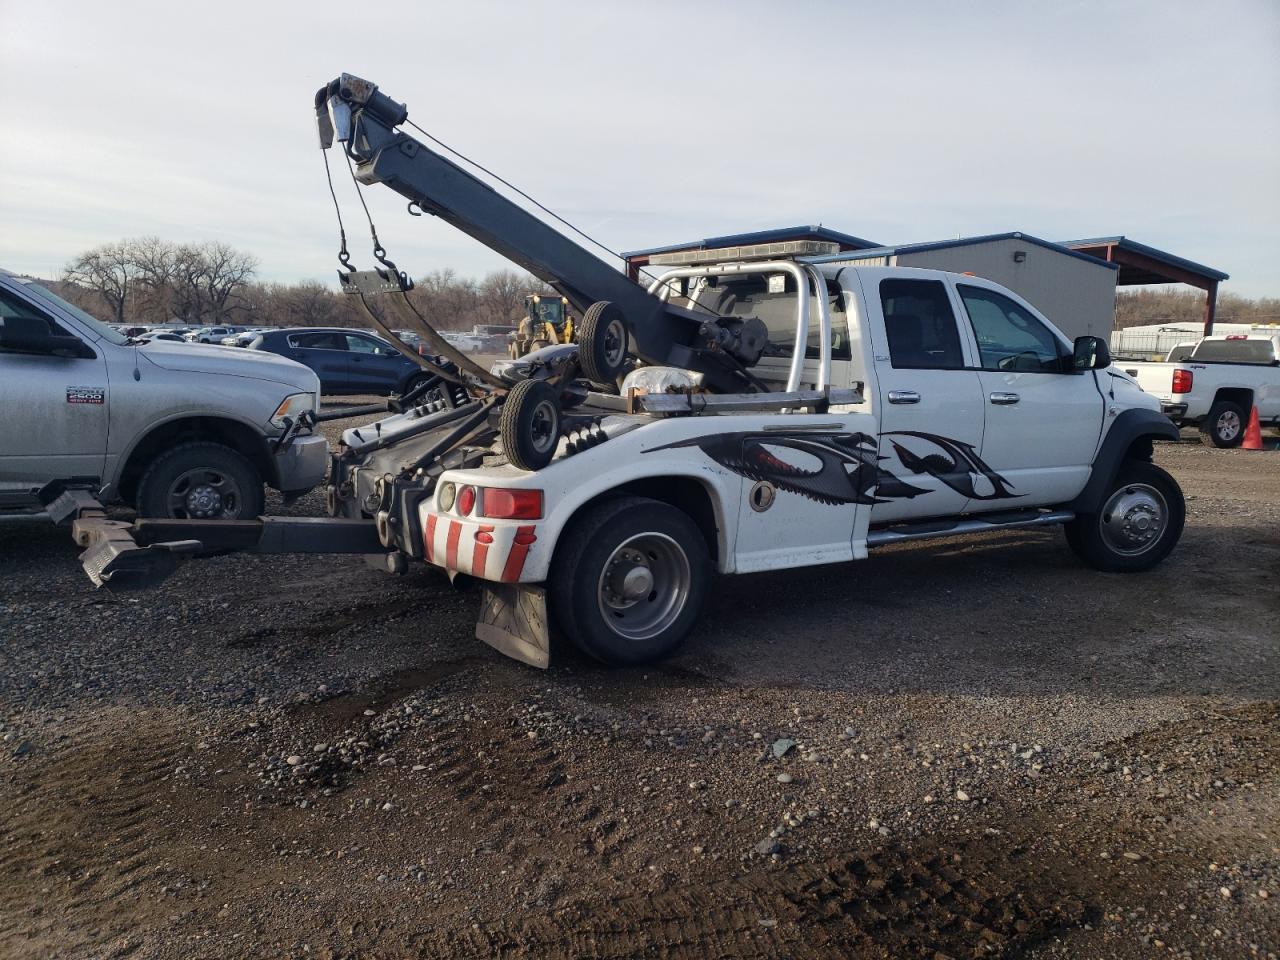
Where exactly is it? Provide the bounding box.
[421,511,538,583]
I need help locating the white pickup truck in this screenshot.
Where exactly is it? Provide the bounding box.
[402,263,1185,667]
[0,270,329,519]
[1119,335,1280,446]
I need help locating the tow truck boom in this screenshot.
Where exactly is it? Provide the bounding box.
[315,74,768,392]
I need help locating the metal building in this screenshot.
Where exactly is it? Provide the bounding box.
[624,229,1120,342]
[803,233,1120,341]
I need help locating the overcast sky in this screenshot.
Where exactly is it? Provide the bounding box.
[1,0,1277,297]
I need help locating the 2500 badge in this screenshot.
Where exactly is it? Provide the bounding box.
[66,386,105,405]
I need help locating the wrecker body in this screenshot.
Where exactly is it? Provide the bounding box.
[60,74,1186,668]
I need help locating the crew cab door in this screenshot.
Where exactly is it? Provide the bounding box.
[952,281,1104,506]
[0,284,109,505]
[865,275,990,523]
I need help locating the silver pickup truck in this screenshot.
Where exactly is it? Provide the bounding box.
[0,270,328,519]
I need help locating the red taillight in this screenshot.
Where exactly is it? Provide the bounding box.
[1172,369,1194,394]
[480,488,543,520]
[457,485,476,515]
[1225,335,1247,340]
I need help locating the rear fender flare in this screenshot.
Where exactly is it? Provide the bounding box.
[1070,409,1179,514]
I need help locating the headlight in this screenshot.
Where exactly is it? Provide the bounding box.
[269,392,316,429]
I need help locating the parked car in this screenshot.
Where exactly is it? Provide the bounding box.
[1120,334,1280,446]
[220,329,270,347]
[184,325,244,344]
[441,331,484,353]
[249,327,432,395]
[0,269,327,520]
[137,331,187,343]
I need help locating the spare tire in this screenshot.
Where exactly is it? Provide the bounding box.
[577,301,629,386]
[500,378,562,471]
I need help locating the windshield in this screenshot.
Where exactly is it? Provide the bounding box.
[13,278,129,345]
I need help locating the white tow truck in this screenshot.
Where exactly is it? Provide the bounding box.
[1119,335,1280,446]
[60,74,1187,669]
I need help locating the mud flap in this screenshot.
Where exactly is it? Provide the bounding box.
[476,583,550,669]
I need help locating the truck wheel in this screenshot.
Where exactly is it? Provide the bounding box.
[1200,401,1246,448]
[403,372,440,400]
[550,496,710,666]
[499,378,561,471]
[577,302,629,386]
[136,441,265,520]
[1064,460,1184,572]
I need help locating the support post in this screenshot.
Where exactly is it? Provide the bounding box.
[1202,280,1218,337]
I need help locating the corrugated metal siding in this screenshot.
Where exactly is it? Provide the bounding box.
[896,237,1117,340]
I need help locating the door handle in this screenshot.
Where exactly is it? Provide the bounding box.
[989,392,1020,405]
[887,390,921,404]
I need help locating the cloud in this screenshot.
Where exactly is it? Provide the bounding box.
[1,0,1276,295]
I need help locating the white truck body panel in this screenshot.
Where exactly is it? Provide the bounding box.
[417,265,1154,588]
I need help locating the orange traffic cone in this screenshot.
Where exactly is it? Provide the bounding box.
[1242,405,1264,450]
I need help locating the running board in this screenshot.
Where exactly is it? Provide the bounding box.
[866,509,1074,547]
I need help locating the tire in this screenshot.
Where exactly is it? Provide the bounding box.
[1064,460,1184,572]
[1200,401,1247,448]
[550,497,710,666]
[403,373,438,398]
[499,378,561,471]
[136,441,265,520]
[577,301,629,386]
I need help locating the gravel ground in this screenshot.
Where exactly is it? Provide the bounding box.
[0,409,1276,959]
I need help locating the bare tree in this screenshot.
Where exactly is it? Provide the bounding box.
[128,236,178,321]
[480,269,527,325]
[63,242,135,323]
[198,241,258,323]
[285,281,341,327]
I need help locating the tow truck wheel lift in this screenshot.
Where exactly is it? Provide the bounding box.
[63,72,812,595]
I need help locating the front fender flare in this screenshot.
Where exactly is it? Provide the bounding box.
[1070,409,1179,514]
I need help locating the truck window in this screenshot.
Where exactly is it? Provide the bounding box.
[957,285,1064,373]
[693,274,851,361]
[0,288,60,353]
[878,278,964,370]
[1191,339,1275,364]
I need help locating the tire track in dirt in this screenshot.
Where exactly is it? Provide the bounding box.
[0,714,194,959]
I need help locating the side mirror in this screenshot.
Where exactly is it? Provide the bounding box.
[0,316,95,359]
[1072,335,1111,371]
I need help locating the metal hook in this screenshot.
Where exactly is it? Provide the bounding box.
[407,201,424,217]
[338,240,355,273]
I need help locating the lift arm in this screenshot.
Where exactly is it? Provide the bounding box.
[315,74,767,391]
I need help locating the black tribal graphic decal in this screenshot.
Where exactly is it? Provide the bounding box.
[646,431,1018,506]
[883,431,1019,501]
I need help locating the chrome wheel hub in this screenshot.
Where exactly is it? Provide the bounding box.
[1217,410,1241,441]
[598,534,690,641]
[1099,483,1167,556]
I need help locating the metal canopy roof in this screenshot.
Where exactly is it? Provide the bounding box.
[801,231,1119,270]
[621,225,880,260]
[1061,237,1228,287]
